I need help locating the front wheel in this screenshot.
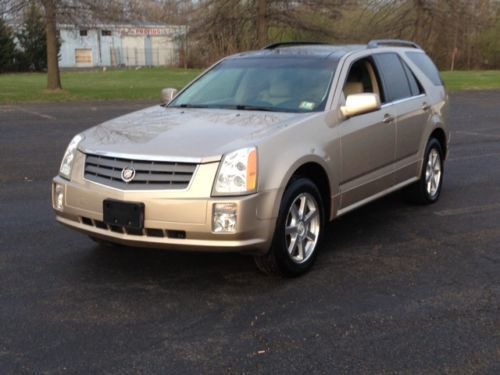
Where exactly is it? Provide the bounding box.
[406,138,444,204]
[254,178,324,277]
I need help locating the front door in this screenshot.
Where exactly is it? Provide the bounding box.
[338,57,396,209]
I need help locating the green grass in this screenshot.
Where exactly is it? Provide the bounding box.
[441,70,500,92]
[0,68,202,104]
[0,68,499,104]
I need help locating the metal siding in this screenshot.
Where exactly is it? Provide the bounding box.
[58,25,183,68]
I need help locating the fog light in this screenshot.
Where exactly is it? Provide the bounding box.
[54,184,64,211]
[213,203,237,233]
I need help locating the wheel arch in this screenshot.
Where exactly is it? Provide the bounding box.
[429,127,448,159]
[284,161,332,222]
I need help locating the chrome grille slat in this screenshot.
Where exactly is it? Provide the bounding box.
[84,154,197,190]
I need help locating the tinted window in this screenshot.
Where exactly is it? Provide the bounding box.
[374,53,412,103]
[401,60,424,96]
[406,52,443,86]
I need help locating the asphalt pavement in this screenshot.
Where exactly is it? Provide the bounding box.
[0,94,499,373]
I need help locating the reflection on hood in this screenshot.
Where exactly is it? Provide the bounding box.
[80,105,309,160]
[89,106,288,145]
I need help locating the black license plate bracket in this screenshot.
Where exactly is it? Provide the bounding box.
[103,199,145,230]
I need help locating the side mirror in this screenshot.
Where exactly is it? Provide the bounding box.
[161,88,178,105]
[340,93,381,118]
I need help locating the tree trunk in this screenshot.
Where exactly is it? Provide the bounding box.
[42,0,61,90]
[257,0,268,47]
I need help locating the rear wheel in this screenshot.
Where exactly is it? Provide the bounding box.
[406,138,444,204]
[254,178,324,277]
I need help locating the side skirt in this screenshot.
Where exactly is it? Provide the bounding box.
[336,177,418,217]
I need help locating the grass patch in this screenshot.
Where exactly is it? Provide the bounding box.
[440,70,500,92]
[0,68,499,104]
[0,67,202,104]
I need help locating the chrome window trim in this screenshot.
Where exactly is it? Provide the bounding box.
[381,93,426,108]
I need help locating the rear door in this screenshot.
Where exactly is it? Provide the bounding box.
[373,53,430,182]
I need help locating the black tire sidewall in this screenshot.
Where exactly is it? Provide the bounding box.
[271,178,325,276]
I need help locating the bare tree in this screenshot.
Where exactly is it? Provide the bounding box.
[185,0,349,66]
[1,0,131,89]
[40,0,60,89]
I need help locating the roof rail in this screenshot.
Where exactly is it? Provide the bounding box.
[263,41,329,50]
[367,39,421,49]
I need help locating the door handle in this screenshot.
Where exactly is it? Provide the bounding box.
[422,102,431,111]
[383,114,395,124]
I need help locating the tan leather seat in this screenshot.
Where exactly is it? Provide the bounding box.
[343,82,364,97]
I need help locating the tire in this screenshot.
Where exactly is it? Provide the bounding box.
[254,178,325,277]
[406,137,444,205]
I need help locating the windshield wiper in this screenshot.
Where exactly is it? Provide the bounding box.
[215,104,278,112]
[171,103,281,112]
[235,104,276,112]
[171,104,211,108]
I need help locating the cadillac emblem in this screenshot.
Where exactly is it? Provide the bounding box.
[121,166,136,183]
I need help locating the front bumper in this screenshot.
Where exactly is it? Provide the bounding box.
[52,158,280,254]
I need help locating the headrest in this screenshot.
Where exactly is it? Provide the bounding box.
[344,82,364,97]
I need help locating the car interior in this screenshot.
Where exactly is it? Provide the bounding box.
[343,58,383,102]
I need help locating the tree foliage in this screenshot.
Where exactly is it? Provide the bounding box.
[0,16,16,72]
[186,0,349,67]
[2,0,500,72]
[347,0,500,70]
[181,0,500,69]
[16,2,47,71]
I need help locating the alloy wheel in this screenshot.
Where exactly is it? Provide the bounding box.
[284,192,320,264]
[425,148,442,198]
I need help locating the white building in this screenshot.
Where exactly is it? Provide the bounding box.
[58,24,185,68]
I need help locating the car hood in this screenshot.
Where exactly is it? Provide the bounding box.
[79,106,308,163]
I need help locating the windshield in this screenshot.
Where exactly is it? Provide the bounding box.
[169,56,337,113]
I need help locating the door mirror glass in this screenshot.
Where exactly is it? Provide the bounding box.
[161,88,178,105]
[341,93,381,118]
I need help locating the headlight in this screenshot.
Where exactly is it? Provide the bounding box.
[213,147,257,195]
[59,134,84,180]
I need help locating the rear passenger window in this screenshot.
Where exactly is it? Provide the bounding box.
[401,60,424,96]
[373,53,412,103]
[406,52,443,86]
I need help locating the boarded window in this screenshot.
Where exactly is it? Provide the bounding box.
[75,49,93,65]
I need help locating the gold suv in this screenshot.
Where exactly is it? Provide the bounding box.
[53,40,449,276]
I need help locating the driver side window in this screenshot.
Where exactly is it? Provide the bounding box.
[342,58,384,102]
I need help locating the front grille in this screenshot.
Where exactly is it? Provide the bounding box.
[84,154,197,190]
[81,217,186,239]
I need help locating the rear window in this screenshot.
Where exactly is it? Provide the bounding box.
[406,52,443,86]
[401,60,424,96]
